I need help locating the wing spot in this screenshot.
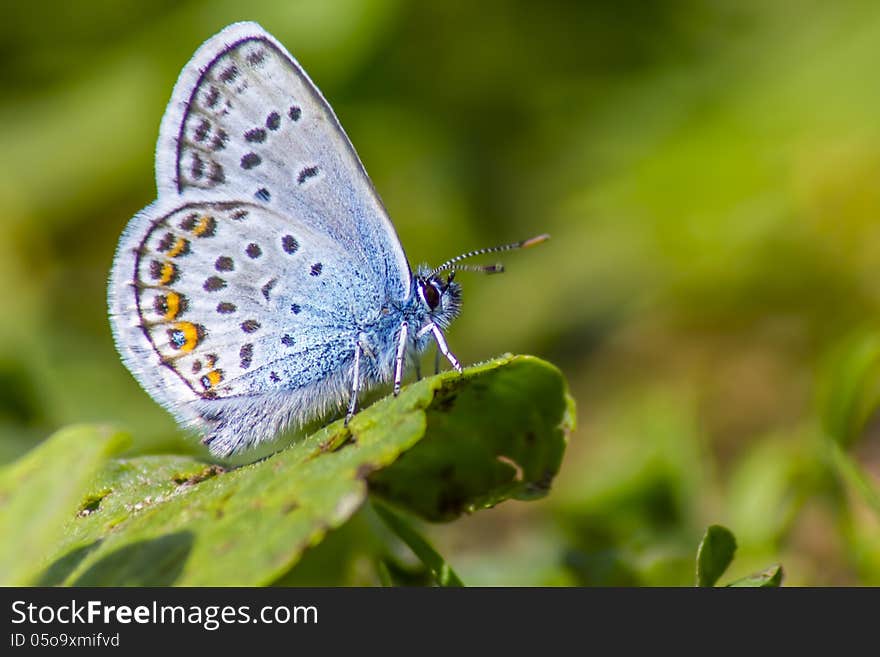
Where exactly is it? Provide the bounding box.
[290,303,301,314]
[208,162,225,183]
[240,152,261,170]
[310,262,323,277]
[200,369,224,390]
[282,235,299,254]
[149,260,179,286]
[193,119,210,142]
[219,65,239,83]
[167,322,205,352]
[216,301,237,314]
[191,215,217,238]
[204,86,220,108]
[167,237,190,258]
[231,209,249,221]
[204,276,227,292]
[241,319,261,334]
[190,153,205,180]
[270,371,281,383]
[211,129,228,151]
[214,256,234,272]
[266,111,281,130]
[246,243,262,259]
[156,233,176,252]
[288,105,301,121]
[192,359,202,374]
[261,278,277,301]
[297,166,319,185]
[244,127,266,143]
[281,335,295,347]
[154,292,188,320]
[254,187,271,202]
[246,49,266,66]
[239,343,253,369]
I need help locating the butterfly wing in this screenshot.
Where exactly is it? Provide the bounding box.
[156,21,411,300]
[110,23,415,455]
[109,199,385,455]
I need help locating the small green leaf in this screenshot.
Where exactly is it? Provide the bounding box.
[373,501,463,587]
[727,564,784,587]
[0,425,129,585]
[696,524,737,587]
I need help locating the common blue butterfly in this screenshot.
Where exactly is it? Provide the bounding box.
[108,22,547,456]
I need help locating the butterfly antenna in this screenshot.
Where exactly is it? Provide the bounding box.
[430,234,549,277]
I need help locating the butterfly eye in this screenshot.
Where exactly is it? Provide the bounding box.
[421,280,441,310]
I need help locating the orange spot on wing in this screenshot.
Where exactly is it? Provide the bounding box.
[192,215,215,237]
[167,237,189,258]
[207,369,223,387]
[159,262,176,285]
[171,321,203,353]
[164,292,181,320]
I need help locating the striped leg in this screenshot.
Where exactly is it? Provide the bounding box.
[393,321,409,396]
[418,322,462,373]
[344,341,362,426]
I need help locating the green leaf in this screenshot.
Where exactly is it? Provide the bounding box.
[696,524,737,587]
[373,501,463,586]
[726,564,784,588]
[0,425,128,585]
[820,332,880,448]
[35,354,571,585]
[369,355,574,521]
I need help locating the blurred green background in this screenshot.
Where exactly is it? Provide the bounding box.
[2,0,880,585]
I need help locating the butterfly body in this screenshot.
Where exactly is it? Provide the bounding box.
[109,22,540,457]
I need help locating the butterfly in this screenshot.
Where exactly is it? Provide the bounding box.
[108,22,547,457]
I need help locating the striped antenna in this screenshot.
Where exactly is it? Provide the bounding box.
[430,234,549,277]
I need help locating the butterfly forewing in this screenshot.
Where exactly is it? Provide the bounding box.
[155,22,411,300]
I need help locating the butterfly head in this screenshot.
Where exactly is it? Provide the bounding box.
[414,270,461,326]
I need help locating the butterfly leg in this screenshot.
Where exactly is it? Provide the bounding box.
[418,322,462,373]
[393,321,409,396]
[434,348,441,375]
[344,341,363,426]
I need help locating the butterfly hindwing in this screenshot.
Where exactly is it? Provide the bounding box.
[155,21,411,301]
[109,200,379,441]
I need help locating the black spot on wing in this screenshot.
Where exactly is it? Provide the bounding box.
[255,188,271,202]
[241,319,260,334]
[214,256,234,272]
[216,301,236,314]
[281,235,299,254]
[241,153,261,170]
[246,49,266,66]
[204,276,226,292]
[261,278,277,301]
[219,65,239,83]
[194,119,210,142]
[310,262,323,277]
[297,166,319,184]
[289,106,301,121]
[208,162,225,183]
[239,343,253,369]
[244,127,266,143]
[266,111,281,130]
[246,243,262,259]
